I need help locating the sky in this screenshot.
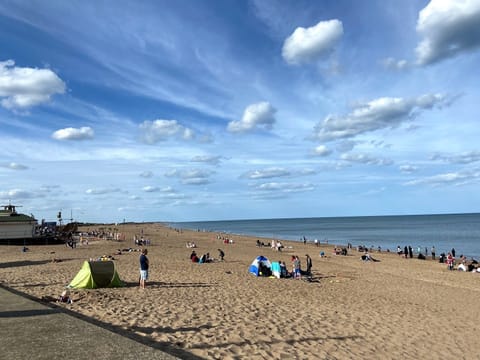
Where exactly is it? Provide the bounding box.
[1,0,480,223]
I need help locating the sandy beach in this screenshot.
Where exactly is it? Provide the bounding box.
[1,223,479,359]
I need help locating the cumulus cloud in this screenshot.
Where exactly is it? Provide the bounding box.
[243,167,291,179]
[405,169,480,186]
[282,19,343,65]
[139,119,195,144]
[0,59,66,109]
[182,178,210,185]
[430,151,480,164]
[313,145,332,157]
[138,186,176,196]
[142,186,159,192]
[191,155,223,165]
[181,170,212,184]
[52,126,94,141]
[165,168,213,185]
[85,188,119,195]
[228,102,276,133]
[340,153,393,166]
[253,182,315,193]
[416,0,480,65]
[1,162,28,170]
[313,94,452,142]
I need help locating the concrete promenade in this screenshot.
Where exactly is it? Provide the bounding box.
[0,285,199,360]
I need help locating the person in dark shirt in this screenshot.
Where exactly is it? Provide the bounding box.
[305,254,312,275]
[139,248,149,289]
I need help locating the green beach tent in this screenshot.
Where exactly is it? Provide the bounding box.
[68,260,124,289]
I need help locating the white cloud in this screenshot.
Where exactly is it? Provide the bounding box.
[160,186,175,193]
[165,168,213,185]
[405,170,480,186]
[430,151,480,164]
[313,145,332,157]
[313,94,452,142]
[340,153,393,166]
[191,155,222,165]
[182,177,210,185]
[1,162,28,170]
[0,59,66,109]
[85,188,118,195]
[142,185,176,193]
[52,126,94,140]
[181,169,211,179]
[282,19,343,65]
[382,57,409,70]
[228,102,276,133]
[139,119,195,144]
[416,0,480,65]
[142,186,159,192]
[253,182,315,193]
[243,167,290,179]
[399,164,419,173]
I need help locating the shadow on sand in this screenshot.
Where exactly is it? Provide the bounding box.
[123,281,214,289]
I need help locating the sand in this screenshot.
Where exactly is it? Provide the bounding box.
[0,223,479,359]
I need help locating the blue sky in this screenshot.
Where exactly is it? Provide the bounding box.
[1,0,480,223]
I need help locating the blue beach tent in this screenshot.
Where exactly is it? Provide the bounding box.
[249,255,272,276]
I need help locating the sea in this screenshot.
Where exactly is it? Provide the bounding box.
[171,213,480,259]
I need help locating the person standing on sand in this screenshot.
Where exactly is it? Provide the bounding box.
[139,248,149,289]
[218,249,225,261]
[292,255,301,278]
[431,246,436,260]
[305,254,312,276]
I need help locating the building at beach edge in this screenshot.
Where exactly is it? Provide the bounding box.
[0,204,37,245]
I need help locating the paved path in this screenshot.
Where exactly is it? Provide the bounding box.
[0,285,198,360]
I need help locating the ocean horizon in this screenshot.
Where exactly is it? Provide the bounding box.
[171,212,480,259]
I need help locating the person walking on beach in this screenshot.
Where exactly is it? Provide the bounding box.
[139,248,149,289]
[404,246,408,259]
[431,246,436,260]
